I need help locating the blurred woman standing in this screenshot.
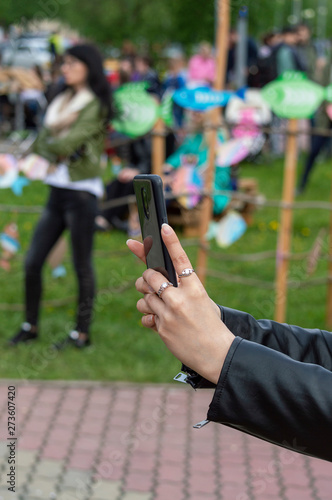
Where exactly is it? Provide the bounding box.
[9,44,112,348]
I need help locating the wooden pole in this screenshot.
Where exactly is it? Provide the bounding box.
[197,0,230,283]
[274,118,298,323]
[326,158,332,328]
[151,118,165,177]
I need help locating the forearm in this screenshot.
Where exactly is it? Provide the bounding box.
[207,337,332,462]
[219,305,332,370]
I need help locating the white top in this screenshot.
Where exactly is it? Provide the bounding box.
[45,163,104,198]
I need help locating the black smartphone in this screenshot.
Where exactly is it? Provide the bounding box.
[133,174,177,287]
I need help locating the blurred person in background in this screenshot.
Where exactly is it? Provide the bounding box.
[268,27,305,157]
[95,138,152,234]
[188,42,215,88]
[118,57,135,85]
[21,65,47,129]
[162,53,187,128]
[135,55,162,99]
[48,30,64,64]
[8,44,113,349]
[226,29,258,87]
[121,40,137,63]
[295,23,316,79]
[276,26,304,76]
[255,31,282,87]
[163,110,231,216]
[297,52,332,194]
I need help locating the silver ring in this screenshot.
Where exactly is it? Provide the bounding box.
[178,268,195,278]
[157,281,173,298]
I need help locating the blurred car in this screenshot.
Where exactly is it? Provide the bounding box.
[2,35,51,69]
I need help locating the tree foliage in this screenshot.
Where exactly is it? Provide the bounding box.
[0,0,331,49]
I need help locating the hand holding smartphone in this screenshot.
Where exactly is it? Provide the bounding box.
[133,174,177,287]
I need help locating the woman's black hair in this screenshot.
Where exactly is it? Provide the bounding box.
[65,44,113,121]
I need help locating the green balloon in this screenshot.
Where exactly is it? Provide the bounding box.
[262,71,325,119]
[112,86,159,137]
[325,85,332,103]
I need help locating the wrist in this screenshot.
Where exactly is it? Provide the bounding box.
[199,331,235,385]
[190,327,235,385]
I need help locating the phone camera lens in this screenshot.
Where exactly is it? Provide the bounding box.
[142,187,150,219]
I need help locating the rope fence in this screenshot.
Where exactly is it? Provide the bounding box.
[3,189,332,215]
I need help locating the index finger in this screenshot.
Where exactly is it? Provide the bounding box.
[161,224,194,277]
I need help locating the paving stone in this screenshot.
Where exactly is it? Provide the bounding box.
[189,474,216,495]
[16,449,37,467]
[254,496,281,500]
[158,463,185,483]
[71,435,98,453]
[93,463,123,482]
[121,493,152,500]
[29,406,57,419]
[34,458,63,480]
[189,495,215,500]
[124,471,153,492]
[0,486,20,500]
[191,456,218,473]
[26,477,57,498]
[90,479,121,499]
[23,426,50,440]
[309,459,332,478]
[25,497,51,500]
[56,490,85,500]
[46,427,75,443]
[41,444,69,461]
[315,477,332,498]
[129,452,156,472]
[19,433,44,450]
[16,465,31,483]
[283,486,314,500]
[154,482,183,500]
[222,482,247,498]
[61,468,91,490]
[67,452,95,470]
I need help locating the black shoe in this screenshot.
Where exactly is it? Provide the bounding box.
[109,216,129,233]
[52,330,91,350]
[8,323,38,346]
[94,216,112,232]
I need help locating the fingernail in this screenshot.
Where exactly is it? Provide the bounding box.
[162,223,172,235]
[126,239,132,246]
[147,314,154,325]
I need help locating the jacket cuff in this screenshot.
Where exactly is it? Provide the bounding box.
[207,336,243,420]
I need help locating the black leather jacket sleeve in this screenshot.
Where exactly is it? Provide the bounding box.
[201,306,332,462]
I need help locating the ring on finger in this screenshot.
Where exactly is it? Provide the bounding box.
[178,268,195,279]
[157,281,174,298]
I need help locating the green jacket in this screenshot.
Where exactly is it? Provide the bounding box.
[33,98,106,181]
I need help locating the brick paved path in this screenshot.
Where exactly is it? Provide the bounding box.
[0,381,331,500]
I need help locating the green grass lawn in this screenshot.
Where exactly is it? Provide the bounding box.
[0,153,331,382]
